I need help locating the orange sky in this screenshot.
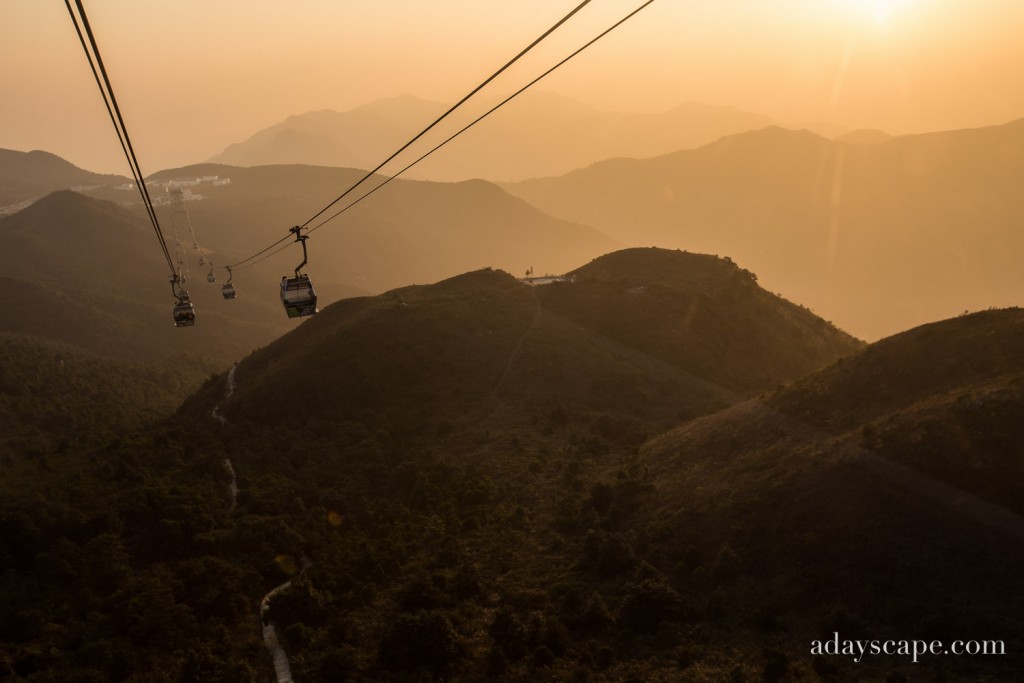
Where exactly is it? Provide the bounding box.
[3,0,1024,174]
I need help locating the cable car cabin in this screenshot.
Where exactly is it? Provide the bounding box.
[280,275,317,318]
[221,283,236,300]
[173,298,196,327]
[207,271,216,283]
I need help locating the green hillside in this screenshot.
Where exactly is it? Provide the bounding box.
[4,250,1017,681]
[201,248,860,441]
[0,334,214,457]
[638,308,1024,680]
[0,191,295,363]
[0,249,865,682]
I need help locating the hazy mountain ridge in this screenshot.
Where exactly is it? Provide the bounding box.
[94,162,619,296]
[0,191,293,362]
[209,93,781,181]
[0,148,128,208]
[1,163,617,361]
[503,118,1024,340]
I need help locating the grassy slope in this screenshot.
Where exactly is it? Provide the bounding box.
[638,308,1024,680]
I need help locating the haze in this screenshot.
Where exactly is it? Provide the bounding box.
[3,0,1024,175]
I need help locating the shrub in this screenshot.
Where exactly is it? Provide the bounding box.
[377,611,462,675]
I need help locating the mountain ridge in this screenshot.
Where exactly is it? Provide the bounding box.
[195,248,862,445]
[503,118,1024,340]
[0,148,128,208]
[208,93,782,182]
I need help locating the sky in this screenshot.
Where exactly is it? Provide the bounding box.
[3,0,1024,174]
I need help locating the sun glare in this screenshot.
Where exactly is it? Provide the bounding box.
[836,0,912,26]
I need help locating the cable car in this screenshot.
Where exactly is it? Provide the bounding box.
[173,291,196,327]
[280,226,318,318]
[198,255,206,266]
[207,270,216,283]
[221,266,236,300]
[281,275,317,318]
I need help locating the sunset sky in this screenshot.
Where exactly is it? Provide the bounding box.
[3,0,1023,175]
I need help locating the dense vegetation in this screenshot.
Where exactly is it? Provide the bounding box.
[1,252,1019,681]
[0,335,216,456]
[0,191,294,364]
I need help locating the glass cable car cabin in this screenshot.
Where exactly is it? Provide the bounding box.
[280,226,318,318]
[221,266,236,300]
[281,275,317,318]
[173,291,196,327]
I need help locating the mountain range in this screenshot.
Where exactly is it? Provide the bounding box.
[0,82,1020,682]
[0,148,127,210]
[0,162,621,365]
[11,108,1018,343]
[203,248,861,440]
[4,245,1020,681]
[504,118,1024,340]
[209,93,791,182]
[0,190,293,362]
[101,162,618,295]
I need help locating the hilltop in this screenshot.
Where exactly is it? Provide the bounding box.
[199,248,861,443]
[504,119,1024,340]
[0,148,127,208]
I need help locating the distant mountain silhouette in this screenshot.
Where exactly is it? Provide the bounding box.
[0,148,128,207]
[3,162,617,361]
[90,162,619,297]
[201,248,860,439]
[209,93,780,181]
[504,119,1024,340]
[210,98,432,171]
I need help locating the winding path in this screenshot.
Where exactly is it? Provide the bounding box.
[211,363,237,426]
[209,363,307,682]
[261,584,296,683]
[260,556,313,683]
[211,364,239,512]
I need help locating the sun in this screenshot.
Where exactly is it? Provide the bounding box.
[867,0,897,25]
[836,0,913,26]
